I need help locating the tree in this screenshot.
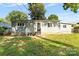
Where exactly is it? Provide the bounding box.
[6,10,28,23]
[77,22,79,24]
[0,18,10,24]
[0,18,4,22]
[0,18,8,35]
[48,14,58,20]
[28,3,46,20]
[63,3,79,13]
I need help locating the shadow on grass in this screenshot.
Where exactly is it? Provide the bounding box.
[0,36,79,56]
[36,36,77,49]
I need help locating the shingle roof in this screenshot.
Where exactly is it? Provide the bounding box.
[60,22,74,25]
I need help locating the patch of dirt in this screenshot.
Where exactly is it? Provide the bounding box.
[30,36,41,40]
[3,36,14,40]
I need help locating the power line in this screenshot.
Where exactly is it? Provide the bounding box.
[16,4,23,11]
[22,4,31,19]
[16,4,30,19]
[22,4,29,13]
[23,4,27,10]
[16,4,28,13]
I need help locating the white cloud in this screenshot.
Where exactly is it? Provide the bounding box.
[0,3,27,7]
[59,13,79,23]
[45,3,58,8]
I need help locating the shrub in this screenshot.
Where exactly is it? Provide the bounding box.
[0,27,7,35]
[74,26,79,29]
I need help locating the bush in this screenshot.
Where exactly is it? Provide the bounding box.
[74,26,79,29]
[0,27,7,35]
[72,26,79,33]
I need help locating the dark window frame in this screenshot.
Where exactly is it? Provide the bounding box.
[18,23,24,26]
[48,23,52,27]
[63,25,66,28]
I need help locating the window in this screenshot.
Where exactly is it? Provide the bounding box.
[22,23,24,26]
[18,23,20,26]
[37,23,40,27]
[48,23,52,27]
[63,25,66,28]
[18,23,24,26]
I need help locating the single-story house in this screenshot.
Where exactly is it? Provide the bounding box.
[11,20,73,35]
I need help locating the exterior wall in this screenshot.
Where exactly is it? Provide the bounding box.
[11,21,35,35]
[41,22,59,34]
[59,24,72,34]
[35,22,72,34]
[11,20,72,35]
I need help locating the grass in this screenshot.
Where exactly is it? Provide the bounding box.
[15,37,32,40]
[45,34,79,48]
[0,34,79,56]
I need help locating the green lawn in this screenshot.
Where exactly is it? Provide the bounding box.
[0,34,79,56]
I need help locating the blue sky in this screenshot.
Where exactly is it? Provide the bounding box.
[0,3,79,23]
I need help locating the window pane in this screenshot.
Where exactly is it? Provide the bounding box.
[63,25,66,28]
[18,23,19,26]
[48,23,52,27]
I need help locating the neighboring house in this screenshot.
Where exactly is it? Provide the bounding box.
[11,20,73,35]
[0,22,11,35]
[72,24,79,33]
[0,22,11,28]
